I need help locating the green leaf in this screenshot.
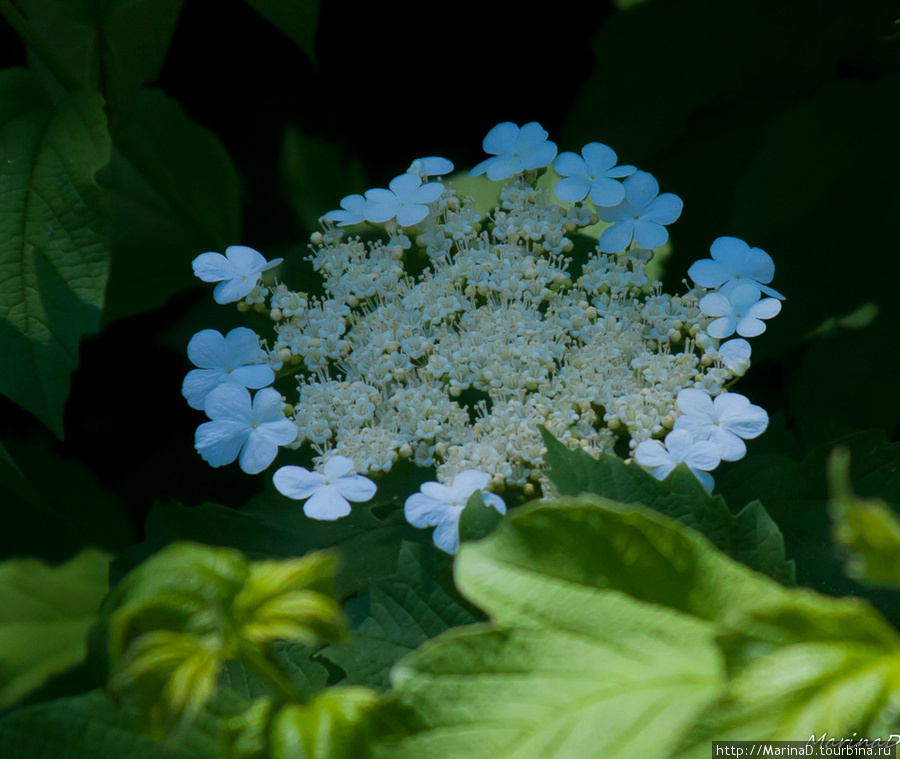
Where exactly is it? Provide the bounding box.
[0,689,219,759]
[0,548,111,708]
[321,542,477,689]
[380,497,900,758]
[241,0,319,62]
[540,428,794,583]
[16,0,184,120]
[380,497,743,759]
[715,431,900,626]
[828,447,900,588]
[457,490,502,545]
[281,126,366,231]
[0,68,111,436]
[270,687,381,759]
[672,595,900,755]
[114,489,425,598]
[99,88,240,321]
[233,551,344,647]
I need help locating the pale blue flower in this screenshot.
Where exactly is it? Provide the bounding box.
[408,156,454,178]
[596,171,683,253]
[689,236,784,299]
[553,142,635,206]
[182,328,274,410]
[192,246,282,304]
[195,385,297,474]
[633,429,720,493]
[700,282,782,338]
[273,455,376,520]
[323,194,367,227]
[673,388,768,462]
[364,173,444,227]
[405,470,506,554]
[469,122,557,181]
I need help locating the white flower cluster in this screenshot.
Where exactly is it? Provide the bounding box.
[183,121,784,550]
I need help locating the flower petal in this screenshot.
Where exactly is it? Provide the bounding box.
[304,487,352,521]
[597,220,636,253]
[187,329,227,369]
[335,474,377,503]
[483,122,518,155]
[553,176,591,203]
[192,252,234,283]
[273,466,326,500]
[581,142,617,172]
[405,492,447,528]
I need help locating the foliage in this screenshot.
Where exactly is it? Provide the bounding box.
[0,0,899,757]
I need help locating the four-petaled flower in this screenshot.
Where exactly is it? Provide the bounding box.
[673,388,768,462]
[407,156,454,179]
[699,282,782,338]
[553,142,636,206]
[192,246,283,304]
[195,385,297,474]
[182,327,275,410]
[596,171,683,253]
[405,470,506,554]
[364,174,444,227]
[633,429,721,493]
[716,338,752,376]
[323,194,367,227]
[469,122,557,182]
[688,237,784,299]
[273,455,377,520]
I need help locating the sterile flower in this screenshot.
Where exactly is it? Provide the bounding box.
[182,327,275,410]
[553,142,636,206]
[195,385,297,474]
[192,246,283,304]
[716,338,752,376]
[404,470,506,554]
[688,237,784,299]
[364,173,444,227]
[408,156,454,178]
[699,282,782,338]
[634,429,721,493]
[273,455,377,520]
[469,122,557,181]
[673,388,768,461]
[323,194,367,227]
[596,171,683,253]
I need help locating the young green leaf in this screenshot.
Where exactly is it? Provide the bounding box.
[828,446,900,587]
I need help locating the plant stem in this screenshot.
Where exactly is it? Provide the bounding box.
[0,0,82,93]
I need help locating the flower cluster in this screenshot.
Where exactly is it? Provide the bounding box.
[184,121,783,550]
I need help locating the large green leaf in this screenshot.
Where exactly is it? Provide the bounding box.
[322,542,477,689]
[0,68,111,436]
[99,88,240,321]
[379,497,900,758]
[16,0,185,120]
[378,497,745,759]
[0,548,111,709]
[0,689,218,759]
[540,429,794,583]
